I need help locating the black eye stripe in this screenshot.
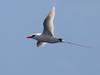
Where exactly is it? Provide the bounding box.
[32,35,36,37]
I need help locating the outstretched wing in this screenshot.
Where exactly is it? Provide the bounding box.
[42,6,55,37]
[37,41,47,47]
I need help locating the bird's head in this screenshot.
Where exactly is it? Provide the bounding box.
[26,34,36,39]
[26,33,41,39]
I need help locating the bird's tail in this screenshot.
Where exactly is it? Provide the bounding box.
[63,41,91,48]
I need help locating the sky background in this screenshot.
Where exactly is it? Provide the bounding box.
[0,0,100,75]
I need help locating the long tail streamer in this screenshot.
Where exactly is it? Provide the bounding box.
[63,41,91,48]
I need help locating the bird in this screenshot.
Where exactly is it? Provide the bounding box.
[27,6,64,47]
[27,6,90,48]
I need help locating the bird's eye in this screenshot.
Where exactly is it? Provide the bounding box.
[32,35,36,37]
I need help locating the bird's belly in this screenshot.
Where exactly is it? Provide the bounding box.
[36,35,58,43]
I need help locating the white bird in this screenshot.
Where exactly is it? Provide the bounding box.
[27,6,64,47]
[27,6,90,48]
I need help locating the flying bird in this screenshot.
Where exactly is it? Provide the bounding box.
[27,6,90,48]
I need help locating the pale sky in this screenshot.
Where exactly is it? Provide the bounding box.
[0,0,100,75]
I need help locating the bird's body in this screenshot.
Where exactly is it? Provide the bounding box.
[32,34,60,43]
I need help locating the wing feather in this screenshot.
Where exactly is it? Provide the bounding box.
[37,41,46,47]
[42,6,55,37]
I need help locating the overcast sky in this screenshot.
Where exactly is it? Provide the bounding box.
[0,0,100,75]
